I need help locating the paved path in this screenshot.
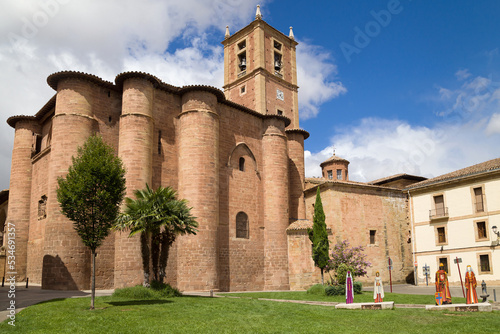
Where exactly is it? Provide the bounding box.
[0,284,113,322]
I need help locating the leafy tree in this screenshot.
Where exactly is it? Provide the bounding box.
[57,135,126,309]
[114,184,198,287]
[307,187,330,285]
[327,240,371,284]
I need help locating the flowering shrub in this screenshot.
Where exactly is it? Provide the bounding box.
[327,240,371,284]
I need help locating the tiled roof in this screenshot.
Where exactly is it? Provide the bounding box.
[369,173,427,185]
[287,219,313,231]
[320,154,349,167]
[406,158,500,190]
[287,219,332,231]
[305,177,401,191]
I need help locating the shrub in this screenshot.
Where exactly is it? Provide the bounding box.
[324,282,363,296]
[112,282,182,299]
[306,284,326,296]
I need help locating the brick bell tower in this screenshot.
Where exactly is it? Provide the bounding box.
[222,5,300,128]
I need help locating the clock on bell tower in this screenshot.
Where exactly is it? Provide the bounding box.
[222,5,300,128]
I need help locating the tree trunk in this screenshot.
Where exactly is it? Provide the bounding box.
[151,228,160,282]
[321,268,324,285]
[140,232,151,287]
[159,231,174,284]
[91,250,96,310]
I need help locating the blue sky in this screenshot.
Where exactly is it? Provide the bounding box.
[1,0,499,189]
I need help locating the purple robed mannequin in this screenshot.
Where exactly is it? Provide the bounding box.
[346,271,354,304]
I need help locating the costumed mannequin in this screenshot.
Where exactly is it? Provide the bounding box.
[373,271,384,303]
[464,265,478,304]
[346,271,354,304]
[435,263,452,305]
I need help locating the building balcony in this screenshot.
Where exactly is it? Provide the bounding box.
[429,207,448,220]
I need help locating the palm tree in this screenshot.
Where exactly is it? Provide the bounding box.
[115,184,198,286]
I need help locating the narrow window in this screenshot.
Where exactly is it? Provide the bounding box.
[38,195,47,220]
[337,169,342,180]
[439,258,449,274]
[238,52,246,73]
[437,227,446,244]
[369,230,376,244]
[236,212,249,239]
[479,254,491,272]
[108,116,112,123]
[474,187,484,212]
[277,109,283,116]
[240,86,246,94]
[327,170,332,180]
[238,40,246,50]
[477,221,487,239]
[274,52,282,72]
[239,157,245,172]
[158,130,162,155]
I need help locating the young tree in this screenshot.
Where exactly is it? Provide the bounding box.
[327,240,371,284]
[308,187,330,285]
[57,135,126,310]
[115,185,198,287]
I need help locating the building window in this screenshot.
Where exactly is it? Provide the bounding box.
[473,187,484,212]
[240,86,246,94]
[238,40,246,50]
[438,257,449,274]
[277,109,283,116]
[38,195,47,220]
[239,157,245,172]
[238,51,246,74]
[430,194,448,219]
[158,130,162,155]
[435,226,447,245]
[273,40,282,51]
[369,230,376,244]
[236,212,249,239]
[476,221,487,240]
[478,254,491,274]
[327,170,332,180]
[337,169,342,180]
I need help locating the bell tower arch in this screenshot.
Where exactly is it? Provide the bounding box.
[222,5,300,128]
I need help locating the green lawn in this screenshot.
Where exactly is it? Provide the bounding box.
[1,293,498,333]
[219,291,468,305]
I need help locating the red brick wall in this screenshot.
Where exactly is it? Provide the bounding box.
[43,78,97,290]
[297,183,412,287]
[177,91,220,291]
[7,120,40,281]
[262,118,290,290]
[114,77,154,288]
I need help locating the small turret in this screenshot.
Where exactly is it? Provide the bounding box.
[320,153,349,181]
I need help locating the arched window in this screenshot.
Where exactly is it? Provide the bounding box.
[239,157,245,172]
[236,212,249,239]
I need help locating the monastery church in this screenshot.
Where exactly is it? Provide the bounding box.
[3,7,419,291]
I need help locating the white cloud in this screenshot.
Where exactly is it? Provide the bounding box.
[0,0,264,190]
[0,0,345,190]
[305,71,500,182]
[297,42,347,120]
[305,117,499,182]
[486,113,500,135]
[455,69,471,81]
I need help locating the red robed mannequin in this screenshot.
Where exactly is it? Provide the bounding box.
[465,265,478,304]
[435,263,452,304]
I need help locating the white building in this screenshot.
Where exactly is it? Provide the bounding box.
[407,158,500,285]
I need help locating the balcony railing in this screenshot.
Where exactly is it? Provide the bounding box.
[429,207,448,219]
